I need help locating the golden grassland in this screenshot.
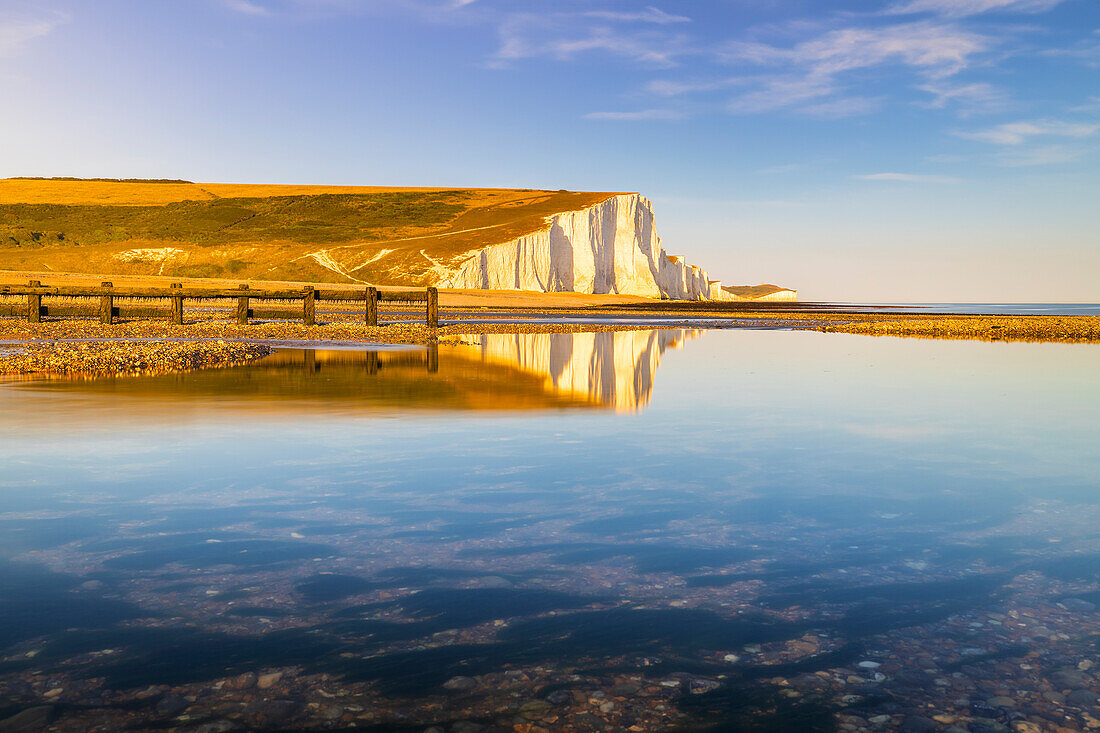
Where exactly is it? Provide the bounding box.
[0,178,621,286]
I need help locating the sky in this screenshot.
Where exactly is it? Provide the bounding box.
[0,0,1097,301]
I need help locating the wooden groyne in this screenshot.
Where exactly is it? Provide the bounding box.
[0,280,440,327]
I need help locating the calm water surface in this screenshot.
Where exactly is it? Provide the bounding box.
[1,329,1098,732]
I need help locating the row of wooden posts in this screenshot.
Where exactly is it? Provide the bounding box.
[2,281,440,327]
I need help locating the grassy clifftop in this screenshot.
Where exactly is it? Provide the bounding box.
[0,179,620,285]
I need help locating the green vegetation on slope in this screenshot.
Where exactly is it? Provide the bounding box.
[0,180,620,285]
[0,192,469,248]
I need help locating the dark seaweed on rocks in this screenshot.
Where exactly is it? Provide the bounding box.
[295,574,381,603]
[0,561,148,649]
[678,682,838,733]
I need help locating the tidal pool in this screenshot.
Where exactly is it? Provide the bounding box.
[1,329,1098,732]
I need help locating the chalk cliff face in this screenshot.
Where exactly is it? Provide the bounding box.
[458,329,702,411]
[442,194,724,301]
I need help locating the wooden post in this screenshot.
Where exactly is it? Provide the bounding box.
[99,282,114,324]
[303,286,316,326]
[366,287,378,326]
[27,280,41,323]
[426,286,439,328]
[237,284,249,325]
[171,283,184,325]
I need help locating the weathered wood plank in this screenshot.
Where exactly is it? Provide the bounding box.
[236,284,249,325]
[99,282,114,324]
[27,280,41,323]
[303,287,316,326]
[171,283,184,325]
[426,287,439,328]
[366,287,378,326]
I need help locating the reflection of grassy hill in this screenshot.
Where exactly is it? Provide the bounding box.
[0,178,620,286]
[14,347,601,420]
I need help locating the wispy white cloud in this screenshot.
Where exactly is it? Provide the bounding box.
[583,8,690,25]
[726,75,837,113]
[1042,36,1100,68]
[714,21,990,116]
[492,12,691,68]
[647,77,744,96]
[957,118,1100,144]
[996,144,1090,166]
[584,109,684,121]
[885,0,1064,17]
[1071,96,1100,113]
[719,22,988,79]
[0,11,67,57]
[225,0,270,15]
[802,96,882,118]
[856,172,962,182]
[915,81,1006,115]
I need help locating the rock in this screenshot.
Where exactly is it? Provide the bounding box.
[519,700,551,719]
[599,702,615,713]
[859,661,882,669]
[1051,669,1090,690]
[545,690,573,705]
[1067,689,1099,706]
[969,722,1008,733]
[611,683,640,697]
[1010,722,1043,733]
[424,728,445,733]
[245,699,300,723]
[257,672,282,690]
[988,696,1016,708]
[451,722,484,733]
[442,676,477,691]
[0,707,53,733]
[187,721,239,733]
[1059,598,1098,612]
[687,678,722,695]
[868,715,891,725]
[156,695,190,717]
[899,716,938,733]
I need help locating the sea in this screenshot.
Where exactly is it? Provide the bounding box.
[0,326,1098,731]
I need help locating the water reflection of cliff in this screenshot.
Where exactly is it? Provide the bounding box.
[2,330,701,424]
[456,330,702,411]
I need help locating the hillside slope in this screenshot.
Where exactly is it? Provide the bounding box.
[0,179,618,286]
[0,178,785,300]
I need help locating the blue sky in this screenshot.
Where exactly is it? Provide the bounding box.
[1,0,1097,301]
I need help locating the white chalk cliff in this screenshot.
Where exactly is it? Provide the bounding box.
[442,194,731,301]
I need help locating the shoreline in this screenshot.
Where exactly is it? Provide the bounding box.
[1,310,1097,377]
